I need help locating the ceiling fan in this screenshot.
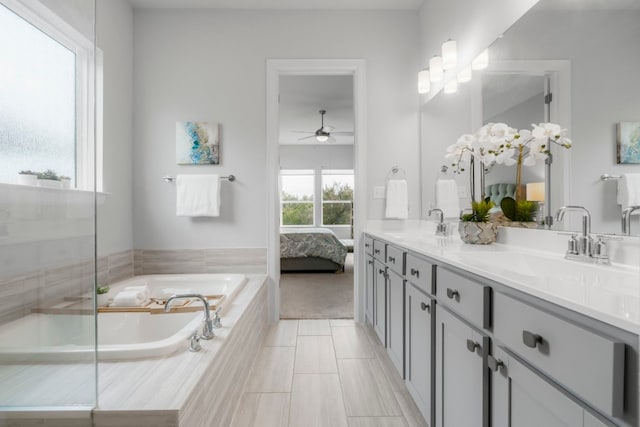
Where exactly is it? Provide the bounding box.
[293,109,354,142]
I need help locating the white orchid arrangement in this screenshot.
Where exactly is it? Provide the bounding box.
[445,122,572,174]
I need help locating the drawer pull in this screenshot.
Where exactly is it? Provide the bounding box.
[367,260,373,265]
[378,268,385,275]
[374,249,381,254]
[420,302,430,313]
[522,330,543,349]
[488,355,504,372]
[388,256,396,263]
[410,268,420,278]
[466,339,480,353]
[365,243,370,248]
[446,288,460,300]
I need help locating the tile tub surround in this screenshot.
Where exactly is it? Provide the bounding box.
[134,248,267,275]
[0,275,267,427]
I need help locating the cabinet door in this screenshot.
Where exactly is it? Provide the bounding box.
[373,259,386,346]
[387,269,405,377]
[436,305,488,427]
[405,282,433,425]
[365,254,375,326]
[491,347,613,427]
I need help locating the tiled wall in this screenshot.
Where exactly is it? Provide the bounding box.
[133,248,267,275]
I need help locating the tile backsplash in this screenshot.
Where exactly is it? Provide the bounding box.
[134,248,267,275]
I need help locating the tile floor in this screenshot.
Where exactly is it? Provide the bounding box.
[231,319,428,427]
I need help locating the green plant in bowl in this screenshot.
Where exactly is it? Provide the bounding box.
[19,170,38,175]
[500,197,538,222]
[460,199,494,222]
[37,169,60,181]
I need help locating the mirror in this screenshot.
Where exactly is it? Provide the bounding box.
[420,0,640,235]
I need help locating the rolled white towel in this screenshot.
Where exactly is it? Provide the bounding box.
[124,285,150,301]
[111,290,148,307]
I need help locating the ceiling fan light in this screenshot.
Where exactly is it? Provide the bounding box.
[418,69,430,94]
[472,49,489,70]
[442,39,457,70]
[316,135,329,142]
[429,56,443,82]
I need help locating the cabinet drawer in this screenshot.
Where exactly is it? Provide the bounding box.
[386,245,405,276]
[406,253,433,295]
[436,267,490,329]
[493,292,624,419]
[364,236,374,256]
[373,240,386,261]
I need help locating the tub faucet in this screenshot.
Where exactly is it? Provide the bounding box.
[622,206,640,235]
[554,206,593,259]
[165,294,215,340]
[428,208,449,236]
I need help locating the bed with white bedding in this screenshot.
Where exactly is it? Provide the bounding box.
[280,227,348,272]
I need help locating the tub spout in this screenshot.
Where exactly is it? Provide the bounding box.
[165,294,215,340]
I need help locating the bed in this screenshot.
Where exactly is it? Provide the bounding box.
[280,227,348,273]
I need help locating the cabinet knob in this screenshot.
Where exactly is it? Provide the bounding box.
[522,330,543,349]
[420,302,430,313]
[388,256,396,263]
[488,355,504,372]
[466,339,480,353]
[410,268,420,278]
[365,243,370,248]
[446,288,460,300]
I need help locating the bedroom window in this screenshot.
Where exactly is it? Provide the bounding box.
[322,170,354,226]
[280,169,315,226]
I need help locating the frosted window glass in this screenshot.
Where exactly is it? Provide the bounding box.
[0,4,76,185]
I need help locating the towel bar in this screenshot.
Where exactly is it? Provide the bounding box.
[600,174,621,181]
[163,175,235,183]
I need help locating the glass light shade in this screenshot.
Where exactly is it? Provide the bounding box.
[429,56,443,82]
[442,39,457,70]
[444,79,458,94]
[316,135,329,142]
[472,49,489,70]
[418,69,430,94]
[526,182,545,202]
[457,65,472,83]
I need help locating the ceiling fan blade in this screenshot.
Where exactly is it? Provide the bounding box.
[297,135,317,140]
[290,130,314,134]
[331,131,354,136]
[326,136,337,143]
[322,126,335,132]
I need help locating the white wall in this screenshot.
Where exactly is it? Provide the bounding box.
[96,0,134,256]
[133,9,421,249]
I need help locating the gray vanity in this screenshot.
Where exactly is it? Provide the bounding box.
[363,226,638,427]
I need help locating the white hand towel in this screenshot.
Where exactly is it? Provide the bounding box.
[111,290,148,307]
[436,179,460,219]
[124,285,150,301]
[176,174,221,217]
[385,179,409,219]
[617,173,640,211]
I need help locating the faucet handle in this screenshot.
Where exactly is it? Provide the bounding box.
[188,330,202,352]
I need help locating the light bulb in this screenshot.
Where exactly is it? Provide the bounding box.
[429,56,443,82]
[457,65,472,83]
[472,49,489,70]
[418,69,430,94]
[442,39,457,70]
[444,79,458,94]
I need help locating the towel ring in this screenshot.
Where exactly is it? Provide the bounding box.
[386,166,407,181]
[163,175,235,183]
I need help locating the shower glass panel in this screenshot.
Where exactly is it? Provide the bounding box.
[0,0,97,415]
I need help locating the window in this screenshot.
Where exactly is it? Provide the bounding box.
[281,170,315,226]
[0,1,96,189]
[322,170,354,226]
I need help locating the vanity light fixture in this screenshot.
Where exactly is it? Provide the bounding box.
[444,79,458,94]
[418,69,431,94]
[457,65,472,83]
[442,39,457,70]
[472,48,489,70]
[429,56,443,82]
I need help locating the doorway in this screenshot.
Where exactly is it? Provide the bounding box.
[265,59,367,322]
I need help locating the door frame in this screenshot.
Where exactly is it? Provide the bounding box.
[266,59,367,322]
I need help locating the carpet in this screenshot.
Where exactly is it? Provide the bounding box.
[280,253,354,319]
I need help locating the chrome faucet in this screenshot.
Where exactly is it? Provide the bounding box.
[428,208,449,236]
[555,206,593,259]
[165,294,215,340]
[622,206,640,235]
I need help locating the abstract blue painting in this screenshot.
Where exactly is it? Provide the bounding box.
[176,121,220,165]
[617,122,640,164]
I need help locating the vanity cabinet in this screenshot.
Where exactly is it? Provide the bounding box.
[436,305,489,427]
[491,346,611,427]
[373,258,387,345]
[365,254,375,326]
[405,281,434,425]
[387,268,405,376]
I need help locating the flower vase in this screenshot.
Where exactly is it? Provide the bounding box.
[458,222,498,244]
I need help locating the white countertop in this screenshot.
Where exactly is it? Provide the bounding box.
[364,220,640,335]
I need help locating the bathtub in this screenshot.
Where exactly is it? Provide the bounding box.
[0,274,247,362]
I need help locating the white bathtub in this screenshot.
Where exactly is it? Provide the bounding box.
[0,274,247,362]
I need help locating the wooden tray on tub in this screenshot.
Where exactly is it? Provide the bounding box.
[97,294,226,314]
